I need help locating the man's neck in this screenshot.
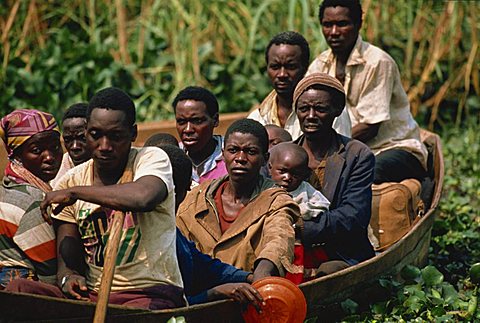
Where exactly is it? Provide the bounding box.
[305,129,337,158]
[93,159,128,186]
[276,93,293,111]
[190,137,217,165]
[226,177,258,204]
[275,94,294,127]
[333,39,357,65]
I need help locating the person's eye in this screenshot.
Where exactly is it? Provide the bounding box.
[285,64,298,70]
[192,118,204,125]
[322,22,333,28]
[31,147,41,154]
[109,134,121,141]
[298,106,308,113]
[227,148,238,153]
[338,21,350,27]
[315,105,329,113]
[269,64,280,70]
[89,130,101,140]
[63,136,72,143]
[176,119,186,126]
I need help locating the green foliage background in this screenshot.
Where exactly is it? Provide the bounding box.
[1,0,479,126]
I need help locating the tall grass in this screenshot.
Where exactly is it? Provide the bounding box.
[0,0,478,128]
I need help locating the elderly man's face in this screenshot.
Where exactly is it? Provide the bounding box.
[321,6,359,55]
[296,88,340,135]
[267,44,306,97]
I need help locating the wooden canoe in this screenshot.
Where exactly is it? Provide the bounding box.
[0,114,444,322]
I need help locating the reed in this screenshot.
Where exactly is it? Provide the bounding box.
[0,0,478,128]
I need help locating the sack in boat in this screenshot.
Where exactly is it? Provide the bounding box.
[369,178,424,252]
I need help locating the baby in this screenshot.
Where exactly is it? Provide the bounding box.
[268,142,330,284]
[268,142,330,220]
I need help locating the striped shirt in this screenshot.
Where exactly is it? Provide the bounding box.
[0,177,57,284]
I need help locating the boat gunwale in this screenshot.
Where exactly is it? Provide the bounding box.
[0,130,444,321]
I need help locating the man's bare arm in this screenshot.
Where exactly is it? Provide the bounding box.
[41,176,167,220]
[55,221,89,300]
[351,122,380,143]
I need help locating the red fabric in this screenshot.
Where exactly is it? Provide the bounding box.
[286,244,329,284]
[214,181,245,234]
[6,278,185,310]
[4,162,27,184]
[304,247,329,269]
[285,244,305,285]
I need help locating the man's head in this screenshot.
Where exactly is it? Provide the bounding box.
[265,31,310,98]
[173,86,219,155]
[155,144,192,211]
[224,119,269,184]
[62,103,90,166]
[294,73,346,135]
[319,0,362,55]
[265,124,292,150]
[144,133,178,147]
[269,142,310,192]
[87,87,137,172]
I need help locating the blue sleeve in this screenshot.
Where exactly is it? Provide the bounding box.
[187,291,209,305]
[189,241,250,295]
[177,229,250,301]
[303,146,375,245]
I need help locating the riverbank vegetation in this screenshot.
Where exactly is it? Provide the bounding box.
[1,1,478,126]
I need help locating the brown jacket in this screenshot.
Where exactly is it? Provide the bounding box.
[177,176,299,276]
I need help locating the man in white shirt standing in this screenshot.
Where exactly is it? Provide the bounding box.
[307,0,427,184]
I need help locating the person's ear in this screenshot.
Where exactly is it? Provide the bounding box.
[333,106,344,118]
[213,113,219,127]
[131,124,138,142]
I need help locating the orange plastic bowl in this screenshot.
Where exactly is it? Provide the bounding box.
[243,277,307,323]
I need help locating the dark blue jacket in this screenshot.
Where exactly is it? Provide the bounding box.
[176,228,250,304]
[296,133,376,265]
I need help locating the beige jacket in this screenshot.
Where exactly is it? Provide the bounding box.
[177,176,299,276]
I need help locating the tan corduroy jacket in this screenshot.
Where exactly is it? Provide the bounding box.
[176,175,299,276]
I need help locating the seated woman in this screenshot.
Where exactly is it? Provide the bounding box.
[0,109,62,288]
[177,119,299,282]
[293,73,375,276]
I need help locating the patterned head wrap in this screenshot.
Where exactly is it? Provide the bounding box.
[293,73,346,110]
[0,109,60,158]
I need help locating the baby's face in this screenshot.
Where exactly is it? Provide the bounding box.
[269,154,307,192]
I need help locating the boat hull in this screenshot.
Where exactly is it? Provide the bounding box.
[0,120,444,322]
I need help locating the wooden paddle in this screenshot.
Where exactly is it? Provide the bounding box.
[92,154,135,323]
[93,210,126,323]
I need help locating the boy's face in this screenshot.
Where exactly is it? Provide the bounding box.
[269,153,308,192]
[266,127,288,150]
[86,108,136,172]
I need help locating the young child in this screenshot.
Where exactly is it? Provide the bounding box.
[265,124,292,150]
[268,142,330,283]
